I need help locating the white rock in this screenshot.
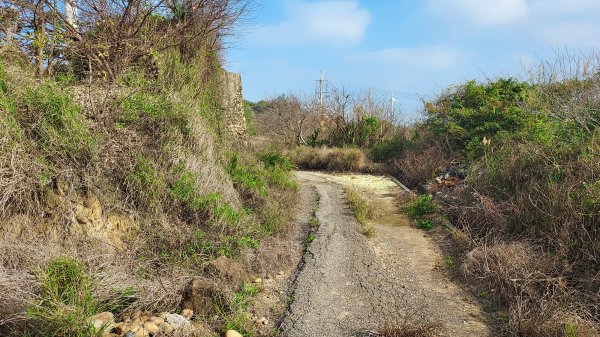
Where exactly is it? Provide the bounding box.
[165,313,191,329]
[253,277,262,284]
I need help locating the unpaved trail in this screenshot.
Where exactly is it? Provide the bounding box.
[279,171,490,337]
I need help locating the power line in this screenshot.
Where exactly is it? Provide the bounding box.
[315,71,328,113]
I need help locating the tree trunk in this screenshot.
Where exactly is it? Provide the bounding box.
[34,0,47,77]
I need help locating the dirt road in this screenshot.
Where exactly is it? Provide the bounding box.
[279,171,490,337]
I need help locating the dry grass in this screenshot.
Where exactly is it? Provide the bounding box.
[293,146,370,172]
[0,49,299,336]
[461,241,600,336]
[393,146,450,189]
[345,188,377,237]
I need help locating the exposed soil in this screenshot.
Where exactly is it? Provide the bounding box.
[269,171,491,337]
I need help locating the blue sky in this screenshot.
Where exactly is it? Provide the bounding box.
[226,0,600,119]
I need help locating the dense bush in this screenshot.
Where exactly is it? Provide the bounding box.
[404,75,600,335]
[424,78,539,160]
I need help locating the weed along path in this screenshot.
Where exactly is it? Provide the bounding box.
[279,171,490,337]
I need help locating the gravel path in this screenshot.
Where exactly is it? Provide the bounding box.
[279,171,490,337]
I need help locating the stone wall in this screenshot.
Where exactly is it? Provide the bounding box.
[219,71,247,139]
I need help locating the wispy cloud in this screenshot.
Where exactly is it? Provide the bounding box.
[426,0,528,26]
[250,1,371,46]
[354,45,461,69]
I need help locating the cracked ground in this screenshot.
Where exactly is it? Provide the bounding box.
[278,171,490,337]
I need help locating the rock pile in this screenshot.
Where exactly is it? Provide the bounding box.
[90,309,210,337]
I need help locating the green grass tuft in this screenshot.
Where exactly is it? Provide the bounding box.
[404,194,437,220]
[23,82,96,162]
[27,257,99,337]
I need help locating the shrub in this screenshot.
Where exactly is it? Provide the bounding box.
[393,145,449,189]
[416,220,434,230]
[27,257,99,337]
[423,78,538,160]
[404,194,437,220]
[370,136,406,163]
[293,146,368,172]
[260,150,294,171]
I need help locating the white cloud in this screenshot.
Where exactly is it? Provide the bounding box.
[355,45,461,69]
[538,21,600,48]
[530,0,600,16]
[426,0,529,26]
[250,1,371,46]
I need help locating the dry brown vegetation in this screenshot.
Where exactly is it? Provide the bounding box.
[292,146,370,172]
[401,54,600,336]
[0,0,301,333]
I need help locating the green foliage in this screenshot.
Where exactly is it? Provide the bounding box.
[254,201,288,235]
[118,92,190,137]
[565,322,580,337]
[224,282,260,336]
[405,194,437,219]
[228,154,268,197]
[23,82,96,162]
[260,150,294,171]
[370,136,405,163]
[171,164,242,226]
[27,257,99,337]
[346,188,369,225]
[424,78,539,160]
[236,236,261,249]
[0,61,8,94]
[416,219,434,230]
[0,62,20,139]
[259,150,298,191]
[445,255,455,268]
[243,100,256,136]
[125,156,167,207]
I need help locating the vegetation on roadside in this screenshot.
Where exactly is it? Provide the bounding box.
[0,1,298,336]
[345,188,376,237]
[250,51,599,335]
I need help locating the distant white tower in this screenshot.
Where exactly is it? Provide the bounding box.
[65,0,79,28]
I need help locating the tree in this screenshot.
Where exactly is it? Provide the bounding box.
[3,0,254,79]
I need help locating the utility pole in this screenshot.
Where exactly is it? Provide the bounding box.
[315,71,328,114]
